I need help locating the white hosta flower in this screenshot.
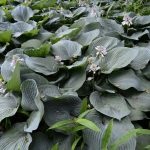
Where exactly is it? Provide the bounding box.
[122,15,132,26]
[90,7,97,17]
[55,55,64,64]
[0,80,6,94]
[88,57,94,64]
[89,63,100,74]
[95,46,107,57]
[87,77,93,81]
[10,55,24,71]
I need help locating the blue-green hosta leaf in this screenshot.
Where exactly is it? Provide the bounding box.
[71,17,98,29]
[21,72,49,86]
[21,39,42,49]
[98,18,124,34]
[75,29,100,46]
[108,69,150,91]
[25,56,58,75]
[21,79,44,132]
[0,123,32,150]
[83,110,136,150]
[100,47,139,74]
[133,15,150,25]
[44,95,82,126]
[90,92,130,120]
[86,36,122,56]
[67,57,88,69]
[121,30,149,40]
[63,68,86,91]
[52,40,82,60]
[0,22,10,31]
[130,47,150,70]
[0,30,11,43]
[38,84,61,98]
[126,92,150,112]
[73,7,86,17]
[11,5,34,22]
[143,64,150,80]
[129,108,147,121]
[10,21,34,37]
[29,132,52,150]
[54,28,80,42]
[0,93,20,122]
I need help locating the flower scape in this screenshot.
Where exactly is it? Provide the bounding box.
[0,0,150,150]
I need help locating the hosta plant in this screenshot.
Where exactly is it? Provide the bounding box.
[0,0,150,150]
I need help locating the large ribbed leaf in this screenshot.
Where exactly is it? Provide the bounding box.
[126,92,150,112]
[10,22,34,37]
[130,47,150,70]
[0,93,20,122]
[86,36,122,56]
[38,84,61,98]
[21,72,49,86]
[11,5,34,22]
[52,40,82,60]
[0,123,32,150]
[25,56,58,75]
[108,69,150,91]
[98,18,124,34]
[75,29,100,46]
[143,64,150,79]
[121,30,149,40]
[21,39,42,49]
[21,79,44,132]
[63,68,86,91]
[29,132,52,150]
[100,47,138,74]
[1,57,15,81]
[90,91,130,120]
[83,110,136,150]
[133,15,150,25]
[44,95,82,126]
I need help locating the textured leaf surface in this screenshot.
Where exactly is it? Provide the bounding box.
[0,93,20,122]
[21,79,44,132]
[25,56,58,75]
[0,123,32,150]
[100,47,138,74]
[52,40,82,60]
[90,91,130,120]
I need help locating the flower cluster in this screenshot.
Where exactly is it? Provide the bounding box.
[55,55,64,64]
[122,15,133,26]
[95,45,107,57]
[10,55,24,71]
[0,80,6,94]
[89,63,100,74]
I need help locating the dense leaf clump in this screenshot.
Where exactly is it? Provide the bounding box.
[0,0,150,150]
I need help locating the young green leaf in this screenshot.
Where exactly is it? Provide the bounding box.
[102,119,113,150]
[47,120,74,130]
[80,98,88,114]
[51,143,59,150]
[75,118,100,132]
[72,137,81,150]
[110,129,150,150]
[7,62,21,92]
